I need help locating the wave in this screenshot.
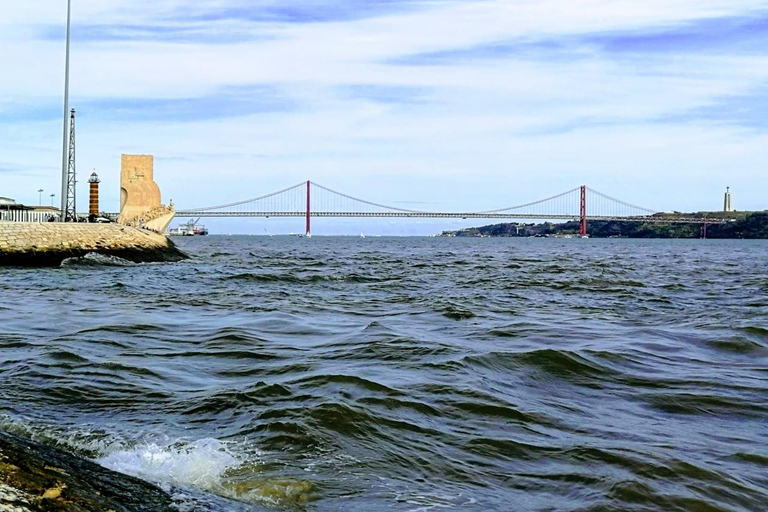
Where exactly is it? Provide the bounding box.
[464,349,617,384]
[639,392,768,417]
[440,305,476,320]
[223,272,387,284]
[180,382,293,416]
[292,374,399,395]
[0,417,312,510]
[60,253,136,267]
[96,437,314,509]
[705,337,767,355]
[98,438,239,492]
[0,334,34,349]
[323,335,459,362]
[77,324,171,335]
[741,326,768,339]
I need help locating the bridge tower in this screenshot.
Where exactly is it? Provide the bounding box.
[579,185,587,237]
[306,180,311,236]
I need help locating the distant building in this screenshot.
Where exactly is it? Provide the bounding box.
[0,197,61,222]
[724,187,733,212]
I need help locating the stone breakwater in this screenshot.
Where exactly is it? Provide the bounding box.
[0,222,187,266]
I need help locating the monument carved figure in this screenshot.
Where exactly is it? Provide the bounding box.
[117,154,175,232]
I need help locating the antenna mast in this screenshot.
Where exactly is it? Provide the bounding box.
[63,109,77,221]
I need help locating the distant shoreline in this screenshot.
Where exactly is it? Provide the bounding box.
[440,212,768,239]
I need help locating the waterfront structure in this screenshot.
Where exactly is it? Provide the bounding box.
[0,222,186,266]
[0,197,60,222]
[724,187,733,212]
[88,172,101,216]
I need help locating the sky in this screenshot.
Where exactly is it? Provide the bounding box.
[1,0,767,234]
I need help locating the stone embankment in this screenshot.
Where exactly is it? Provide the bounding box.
[0,222,187,266]
[119,205,176,233]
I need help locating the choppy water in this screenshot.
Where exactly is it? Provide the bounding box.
[1,237,767,511]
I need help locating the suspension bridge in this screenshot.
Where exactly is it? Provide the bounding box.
[172,181,728,236]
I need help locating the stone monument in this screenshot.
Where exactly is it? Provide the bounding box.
[723,187,733,213]
[117,154,175,232]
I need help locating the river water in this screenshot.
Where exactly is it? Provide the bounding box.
[1,237,767,511]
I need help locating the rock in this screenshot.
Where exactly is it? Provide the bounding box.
[0,430,176,511]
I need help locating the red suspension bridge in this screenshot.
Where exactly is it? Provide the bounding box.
[175,181,728,236]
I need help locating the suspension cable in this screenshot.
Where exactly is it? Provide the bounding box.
[478,187,581,214]
[586,187,657,214]
[181,181,307,212]
[311,182,424,213]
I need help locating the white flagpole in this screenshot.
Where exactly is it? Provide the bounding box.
[60,0,72,220]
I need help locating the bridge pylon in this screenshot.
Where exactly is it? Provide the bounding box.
[306,180,311,236]
[579,185,587,237]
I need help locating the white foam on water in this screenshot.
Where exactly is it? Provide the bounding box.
[0,417,313,509]
[97,438,239,493]
[97,438,315,509]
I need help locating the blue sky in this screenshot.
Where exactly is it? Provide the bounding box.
[1,0,767,234]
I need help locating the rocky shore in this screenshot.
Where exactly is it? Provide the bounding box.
[0,430,177,511]
[0,223,187,266]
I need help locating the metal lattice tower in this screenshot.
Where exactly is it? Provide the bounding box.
[63,109,77,222]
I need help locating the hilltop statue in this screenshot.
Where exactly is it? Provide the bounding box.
[723,187,733,213]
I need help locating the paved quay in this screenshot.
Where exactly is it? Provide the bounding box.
[0,222,186,266]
